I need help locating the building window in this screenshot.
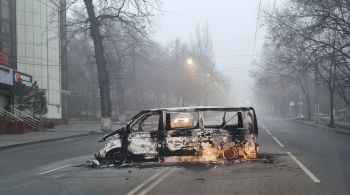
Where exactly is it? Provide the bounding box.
[0,0,15,69]
[1,0,10,20]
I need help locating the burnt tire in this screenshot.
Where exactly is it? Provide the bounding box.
[222,146,239,161]
[107,149,125,166]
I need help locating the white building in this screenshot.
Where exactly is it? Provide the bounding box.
[16,0,63,119]
[0,0,65,119]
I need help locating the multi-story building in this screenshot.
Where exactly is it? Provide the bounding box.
[0,0,65,119]
[0,0,16,110]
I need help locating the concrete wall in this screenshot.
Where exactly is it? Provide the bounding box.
[16,0,61,119]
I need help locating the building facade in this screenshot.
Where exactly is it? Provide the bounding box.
[0,0,64,119]
[0,0,17,109]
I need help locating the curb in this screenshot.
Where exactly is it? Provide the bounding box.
[293,119,350,136]
[0,132,103,150]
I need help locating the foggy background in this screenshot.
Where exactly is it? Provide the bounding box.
[69,0,350,126]
[65,0,288,120]
[153,0,284,106]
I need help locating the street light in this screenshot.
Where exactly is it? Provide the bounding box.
[187,58,194,66]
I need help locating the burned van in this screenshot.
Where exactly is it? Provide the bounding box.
[95,107,259,165]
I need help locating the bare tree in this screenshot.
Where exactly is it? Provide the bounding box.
[259,0,350,126]
[66,0,161,130]
[67,8,231,122]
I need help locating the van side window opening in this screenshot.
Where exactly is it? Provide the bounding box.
[169,112,198,129]
[140,114,159,132]
[130,114,145,132]
[200,111,239,127]
[224,112,239,126]
[131,118,142,132]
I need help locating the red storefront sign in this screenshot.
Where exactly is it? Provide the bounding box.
[13,71,33,87]
[0,52,9,67]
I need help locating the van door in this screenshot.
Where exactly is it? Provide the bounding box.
[128,113,159,159]
[162,112,197,156]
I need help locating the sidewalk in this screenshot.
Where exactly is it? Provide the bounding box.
[293,119,350,136]
[0,123,122,149]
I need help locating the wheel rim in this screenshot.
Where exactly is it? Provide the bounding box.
[110,150,125,165]
[223,146,238,161]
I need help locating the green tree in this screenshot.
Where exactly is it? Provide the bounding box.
[13,81,48,117]
[32,82,48,117]
[13,83,32,111]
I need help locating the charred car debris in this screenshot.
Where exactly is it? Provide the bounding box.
[94,107,259,166]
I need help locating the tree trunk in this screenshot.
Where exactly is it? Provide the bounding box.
[330,88,335,128]
[299,76,312,121]
[314,65,320,123]
[329,62,335,128]
[301,86,312,121]
[336,85,350,109]
[91,87,98,119]
[83,0,111,131]
[306,95,311,121]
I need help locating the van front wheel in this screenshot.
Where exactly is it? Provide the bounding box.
[107,149,125,166]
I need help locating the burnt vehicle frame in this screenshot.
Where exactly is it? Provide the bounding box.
[95,107,259,165]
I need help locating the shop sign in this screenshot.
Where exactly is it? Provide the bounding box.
[0,52,9,67]
[13,71,32,87]
[0,66,13,86]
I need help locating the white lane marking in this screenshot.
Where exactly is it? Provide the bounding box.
[265,128,272,135]
[272,136,284,147]
[259,122,266,129]
[53,174,66,178]
[138,168,176,195]
[260,122,272,135]
[37,164,72,176]
[126,167,170,195]
[287,152,321,183]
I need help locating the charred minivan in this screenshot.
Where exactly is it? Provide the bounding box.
[95,107,259,165]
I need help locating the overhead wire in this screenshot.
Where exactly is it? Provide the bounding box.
[249,0,278,75]
[250,0,263,67]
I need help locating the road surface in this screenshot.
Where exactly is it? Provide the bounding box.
[0,117,349,195]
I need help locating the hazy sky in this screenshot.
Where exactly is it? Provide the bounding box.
[152,0,284,106]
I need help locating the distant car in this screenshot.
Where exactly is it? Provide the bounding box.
[95,107,259,165]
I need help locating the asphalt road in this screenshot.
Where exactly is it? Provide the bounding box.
[0,117,349,195]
